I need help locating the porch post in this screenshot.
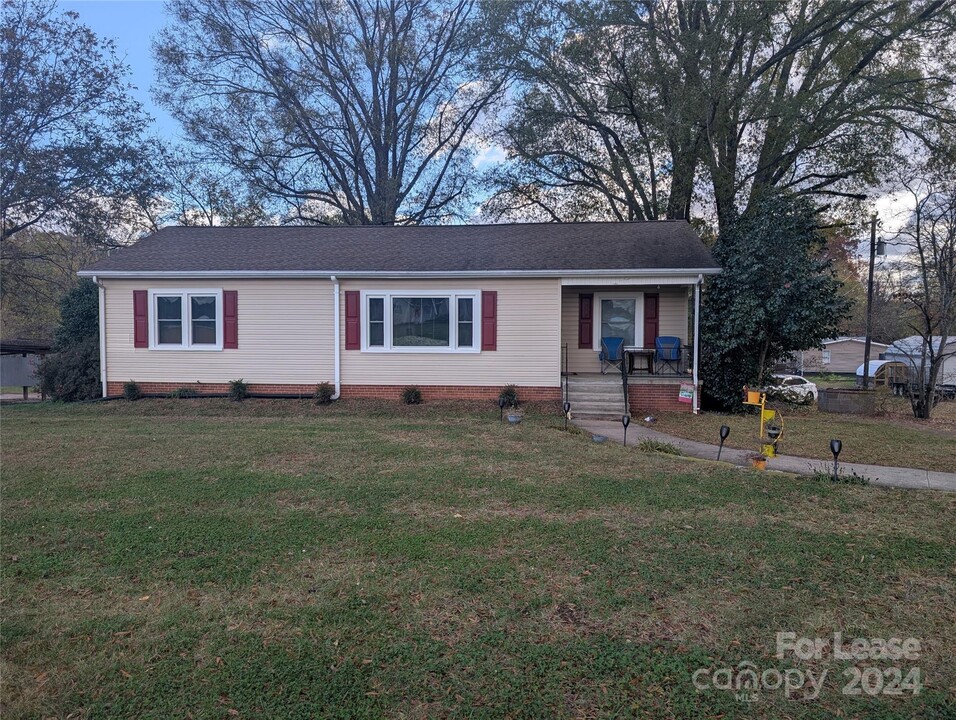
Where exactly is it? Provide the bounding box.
[692,274,702,414]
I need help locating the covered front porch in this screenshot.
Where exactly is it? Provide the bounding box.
[559,279,703,414]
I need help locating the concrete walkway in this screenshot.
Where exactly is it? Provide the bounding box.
[573,418,956,493]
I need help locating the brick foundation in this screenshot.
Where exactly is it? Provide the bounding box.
[107,381,318,396]
[107,381,562,402]
[628,383,696,413]
[340,384,561,401]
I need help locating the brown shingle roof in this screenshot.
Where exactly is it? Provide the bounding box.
[80,221,719,275]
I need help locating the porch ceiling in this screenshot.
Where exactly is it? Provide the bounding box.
[560,275,702,286]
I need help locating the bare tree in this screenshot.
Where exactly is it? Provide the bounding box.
[479,0,700,223]
[890,165,956,419]
[155,0,506,226]
[154,147,271,227]
[0,229,103,339]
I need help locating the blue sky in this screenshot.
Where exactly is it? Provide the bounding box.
[62,0,180,139]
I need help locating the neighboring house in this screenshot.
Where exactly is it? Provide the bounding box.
[797,337,890,375]
[78,222,720,412]
[883,335,956,385]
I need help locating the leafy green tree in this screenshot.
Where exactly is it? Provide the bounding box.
[52,278,99,349]
[0,0,159,244]
[483,0,956,231]
[700,194,849,410]
[36,278,101,401]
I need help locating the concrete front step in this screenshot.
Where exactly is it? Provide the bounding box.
[572,410,627,421]
[569,391,623,402]
[572,403,624,412]
[569,401,627,414]
[568,386,625,396]
[565,375,627,417]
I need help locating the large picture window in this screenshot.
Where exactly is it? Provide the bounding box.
[149,289,223,350]
[364,291,479,352]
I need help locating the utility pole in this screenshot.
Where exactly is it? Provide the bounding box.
[862,214,877,390]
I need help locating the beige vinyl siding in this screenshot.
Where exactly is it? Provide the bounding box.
[561,287,689,373]
[340,278,561,387]
[826,340,888,374]
[103,279,334,384]
[803,340,889,374]
[799,348,824,372]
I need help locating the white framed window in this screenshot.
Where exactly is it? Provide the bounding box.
[361,290,480,353]
[822,349,831,364]
[148,288,223,350]
[593,292,644,349]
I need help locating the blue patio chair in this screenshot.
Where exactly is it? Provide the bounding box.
[599,336,625,375]
[655,336,682,374]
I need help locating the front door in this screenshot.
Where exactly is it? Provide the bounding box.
[600,298,638,346]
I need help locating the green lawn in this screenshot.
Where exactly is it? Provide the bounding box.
[2,400,954,718]
[651,393,956,471]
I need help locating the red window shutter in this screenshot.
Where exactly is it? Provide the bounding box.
[223,290,238,349]
[578,293,593,349]
[481,291,497,351]
[345,290,361,350]
[133,290,148,348]
[643,293,659,349]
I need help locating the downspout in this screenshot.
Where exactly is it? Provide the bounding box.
[331,275,341,400]
[692,274,702,415]
[93,275,107,398]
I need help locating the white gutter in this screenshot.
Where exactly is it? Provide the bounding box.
[331,275,341,400]
[77,268,722,280]
[692,274,702,415]
[93,275,107,397]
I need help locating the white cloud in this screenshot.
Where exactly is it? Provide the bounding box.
[472,144,505,168]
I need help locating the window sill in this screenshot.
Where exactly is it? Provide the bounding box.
[361,346,480,354]
[147,345,224,352]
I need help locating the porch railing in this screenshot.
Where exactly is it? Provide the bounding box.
[561,343,569,405]
[620,352,629,416]
[624,345,694,378]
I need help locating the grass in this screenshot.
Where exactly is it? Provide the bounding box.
[2,399,955,718]
[651,393,956,471]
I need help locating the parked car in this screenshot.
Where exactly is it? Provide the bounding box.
[765,374,819,402]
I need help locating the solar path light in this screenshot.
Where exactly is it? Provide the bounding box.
[621,414,630,446]
[717,425,730,461]
[830,439,842,482]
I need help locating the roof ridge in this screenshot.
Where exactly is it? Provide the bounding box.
[155,219,690,231]
[81,220,719,275]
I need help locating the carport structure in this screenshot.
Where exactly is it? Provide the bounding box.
[1,339,51,400]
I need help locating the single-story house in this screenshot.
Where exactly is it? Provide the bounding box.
[797,336,889,375]
[883,335,956,385]
[78,221,720,413]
